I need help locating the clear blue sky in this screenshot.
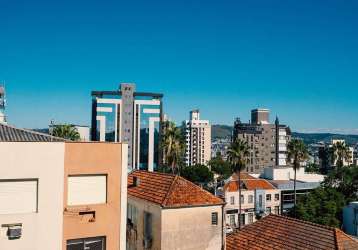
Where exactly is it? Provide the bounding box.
[1,0,358,134]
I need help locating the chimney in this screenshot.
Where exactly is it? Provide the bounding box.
[133,176,140,187]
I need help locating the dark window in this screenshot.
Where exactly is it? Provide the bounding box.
[67,237,105,250]
[266,194,271,201]
[211,212,218,225]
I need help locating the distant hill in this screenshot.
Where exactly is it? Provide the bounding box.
[211,125,233,139]
[211,124,358,145]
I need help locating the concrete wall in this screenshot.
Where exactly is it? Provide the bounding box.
[161,206,223,250]
[127,197,162,250]
[0,142,65,250]
[63,142,126,250]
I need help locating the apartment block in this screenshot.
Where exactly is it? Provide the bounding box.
[127,171,224,250]
[221,173,280,230]
[233,109,291,174]
[0,123,127,250]
[184,109,211,166]
[91,83,163,172]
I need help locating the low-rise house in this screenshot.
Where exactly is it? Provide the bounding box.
[127,170,225,250]
[226,214,358,250]
[222,173,280,229]
[0,123,128,250]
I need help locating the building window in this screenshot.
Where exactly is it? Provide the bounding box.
[67,175,107,206]
[127,203,138,227]
[67,236,106,250]
[275,194,280,201]
[248,213,254,224]
[248,195,254,204]
[230,196,235,205]
[144,212,153,241]
[274,206,280,215]
[266,207,271,214]
[240,214,245,226]
[0,179,38,215]
[240,195,244,204]
[212,212,218,225]
[229,215,235,226]
[266,194,271,202]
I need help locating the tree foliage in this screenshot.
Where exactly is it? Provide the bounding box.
[208,154,232,181]
[227,139,250,174]
[52,124,80,141]
[293,187,346,228]
[181,164,214,185]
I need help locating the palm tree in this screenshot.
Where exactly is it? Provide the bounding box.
[161,121,185,174]
[227,139,250,230]
[287,139,308,217]
[52,124,81,141]
[331,141,351,168]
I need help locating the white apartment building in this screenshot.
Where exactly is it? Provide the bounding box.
[184,110,211,166]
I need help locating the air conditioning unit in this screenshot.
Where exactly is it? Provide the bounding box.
[143,237,153,249]
[7,225,22,240]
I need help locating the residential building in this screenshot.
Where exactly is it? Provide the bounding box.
[233,109,291,174]
[91,83,163,172]
[226,214,358,250]
[184,109,211,166]
[262,166,324,214]
[127,170,224,250]
[0,123,128,250]
[319,139,354,173]
[343,202,358,237]
[221,173,281,229]
[211,138,230,161]
[0,84,6,124]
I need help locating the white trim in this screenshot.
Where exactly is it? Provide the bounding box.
[148,117,160,172]
[96,116,106,142]
[143,108,160,114]
[120,144,128,250]
[96,107,113,113]
[137,104,141,169]
[134,100,160,105]
[97,98,122,104]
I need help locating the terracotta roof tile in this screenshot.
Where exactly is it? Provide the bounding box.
[224,179,276,192]
[226,214,358,250]
[128,171,224,208]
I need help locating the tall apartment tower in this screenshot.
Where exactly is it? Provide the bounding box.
[91,83,163,172]
[0,85,6,124]
[184,110,211,166]
[233,109,291,174]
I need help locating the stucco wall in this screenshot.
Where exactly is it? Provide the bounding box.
[63,142,126,250]
[0,142,65,250]
[161,205,223,250]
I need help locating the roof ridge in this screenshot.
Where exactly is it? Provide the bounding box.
[161,174,180,207]
[269,214,337,231]
[0,123,66,141]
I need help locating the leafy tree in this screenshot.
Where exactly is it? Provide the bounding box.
[227,139,250,229]
[323,165,358,202]
[293,187,345,228]
[181,164,214,185]
[331,141,351,168]
[52,124,80,141]
[287,139,309,217]
[161,121,185,174]
[208,154,232,182]
[305,163,319,173]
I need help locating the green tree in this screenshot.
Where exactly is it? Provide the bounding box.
[293,187,345,228]
[287,139,309,217]
[208,154,232,182]
[227,139,250,229]
[52,124,80,141]
[160,121,185,174]
[181,164,214,186]
[331,141,351,168]
[305,163,319,173]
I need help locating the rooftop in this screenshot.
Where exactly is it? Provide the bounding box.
[128,170,224,208]
[0,123,65,142]
[225,179,276,192]
[227,214,358,250]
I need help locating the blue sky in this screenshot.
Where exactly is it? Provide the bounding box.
[1,0,358,134]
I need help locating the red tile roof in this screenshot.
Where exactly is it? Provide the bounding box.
[226,214,358,250]
[224,179,275,192]
[231,172,257,180]
[128,171,224,208]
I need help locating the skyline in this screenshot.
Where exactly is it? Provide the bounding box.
[1,0,358,134]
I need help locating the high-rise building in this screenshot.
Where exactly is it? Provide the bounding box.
[0,84,6,124]
[184,109,211,166]
[233,109,291,174]
[91,83,163,172]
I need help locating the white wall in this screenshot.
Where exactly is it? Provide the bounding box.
[0,142,64,250]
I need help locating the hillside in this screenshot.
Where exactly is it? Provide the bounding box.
[211,125,233,139]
